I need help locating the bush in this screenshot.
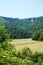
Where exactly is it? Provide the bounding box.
[37,58,43,65]
[16,47,33,60]
[32,52,43,63]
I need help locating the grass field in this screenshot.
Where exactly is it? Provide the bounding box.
[11,38,43,53]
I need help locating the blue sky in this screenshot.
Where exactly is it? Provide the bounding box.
[0,0,43,18]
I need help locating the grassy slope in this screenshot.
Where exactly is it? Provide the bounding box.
[11,38,43,53]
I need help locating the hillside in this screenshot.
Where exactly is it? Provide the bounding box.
[0,16,43,39]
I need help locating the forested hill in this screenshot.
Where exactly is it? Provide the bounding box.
[0,16,43,39]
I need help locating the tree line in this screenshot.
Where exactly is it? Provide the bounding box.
[0,16,43,39]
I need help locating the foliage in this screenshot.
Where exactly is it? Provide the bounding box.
[16,47,32,60]
[0,26,9,43]
[0,16,43,39]
[32,29,43,41]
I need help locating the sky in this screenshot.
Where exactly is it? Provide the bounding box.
[0,0,43,18]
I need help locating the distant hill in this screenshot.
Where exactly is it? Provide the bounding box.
[0,16,43,39]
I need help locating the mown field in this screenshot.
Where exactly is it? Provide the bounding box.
[11,38,43,53]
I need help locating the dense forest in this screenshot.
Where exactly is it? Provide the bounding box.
[0,16,43,40]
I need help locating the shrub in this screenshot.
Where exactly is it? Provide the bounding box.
[32,52,43,63]
[37,58,43,65]
[16,47,33,60]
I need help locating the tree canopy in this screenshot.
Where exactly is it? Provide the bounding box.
[0,26,9,43]
[32,29,43,41]
[0,16,43,39]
